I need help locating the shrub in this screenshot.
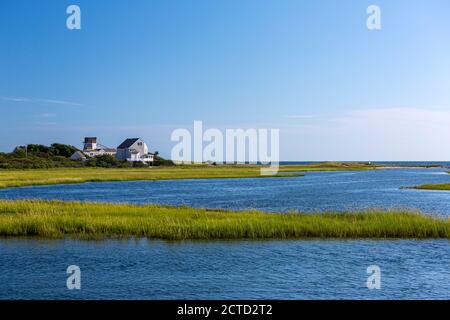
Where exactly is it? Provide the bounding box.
[132,161,147,168]
[50,143,78,158]
[153,155,174,166]
[94,154,118,168]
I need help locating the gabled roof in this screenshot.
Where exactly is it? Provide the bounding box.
[117,138,140,149]
[71,151,87,159]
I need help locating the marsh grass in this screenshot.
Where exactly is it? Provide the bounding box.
[0,162,379,189]
[0,200,448,240]
[414,183,450,191]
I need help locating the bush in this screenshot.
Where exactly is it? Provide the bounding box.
[94,154,118,168]
[85,158,97,167]
[12,147,26,157]
[118,161,132,168]
[153,155,174,166]
[132,161,147,168]
[50,143,78,158]
[12,143,78,159]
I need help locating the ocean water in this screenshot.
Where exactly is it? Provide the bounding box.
[1,167,450,299]
[0,239,449,300]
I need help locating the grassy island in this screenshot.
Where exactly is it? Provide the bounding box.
[413,183,450,191]
[0,162,379,189]
[412,171,450,191]
[0,200,448,240]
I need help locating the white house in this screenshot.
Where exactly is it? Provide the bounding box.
[81,137,116,157]
[116,138,154,163]
[70,137,116,160]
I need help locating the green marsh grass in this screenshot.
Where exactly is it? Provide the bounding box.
[0,200,448,240]
[414,183,450,191]
[0,162,379,189]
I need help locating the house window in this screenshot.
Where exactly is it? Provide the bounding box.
[137,142,142,146]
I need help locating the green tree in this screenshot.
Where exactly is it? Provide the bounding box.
[50,143,78,158]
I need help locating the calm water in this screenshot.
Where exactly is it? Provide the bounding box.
[1,239,449,300]
[1,168,450,299]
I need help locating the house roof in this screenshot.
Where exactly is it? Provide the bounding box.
[71,151,86,158]
[118,138,140,149]
[83,147,116,152]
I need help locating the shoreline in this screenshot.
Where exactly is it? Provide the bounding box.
[377,166,443,169]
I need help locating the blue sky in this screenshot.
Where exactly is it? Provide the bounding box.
[1,0,450,160]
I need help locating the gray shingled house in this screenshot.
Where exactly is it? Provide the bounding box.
[116,138,154,163]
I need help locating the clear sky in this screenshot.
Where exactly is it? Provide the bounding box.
[1,0,450,160]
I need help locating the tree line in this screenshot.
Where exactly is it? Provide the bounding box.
[0,143,173,169]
